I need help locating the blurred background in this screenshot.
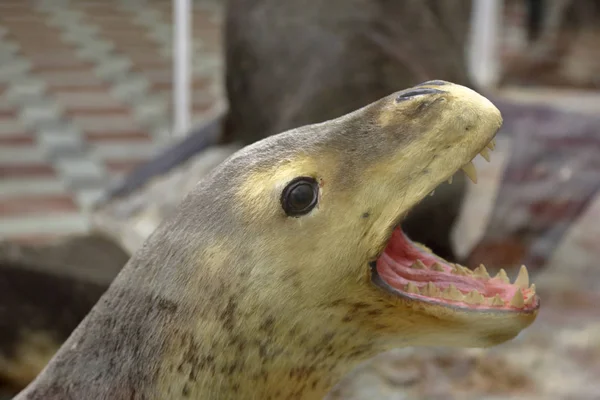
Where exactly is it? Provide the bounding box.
[0,0,224,242]
[1,0,599,399]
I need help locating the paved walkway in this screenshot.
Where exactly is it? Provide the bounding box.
[0,0,224,242]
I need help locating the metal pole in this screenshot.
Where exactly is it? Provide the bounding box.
[173,0,192,137]
[469,0,503,89]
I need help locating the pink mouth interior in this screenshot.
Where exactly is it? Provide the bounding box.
[375,227,537,311]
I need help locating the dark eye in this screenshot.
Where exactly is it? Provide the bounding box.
[281,177,319,217]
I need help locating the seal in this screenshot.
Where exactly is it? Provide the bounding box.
[14,81,539,400]
[1,2,473,392]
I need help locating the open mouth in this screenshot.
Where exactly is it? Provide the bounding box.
[371,138,539,313]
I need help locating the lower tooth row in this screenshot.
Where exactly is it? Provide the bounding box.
[406,260,535,307]
[404,283,535,307]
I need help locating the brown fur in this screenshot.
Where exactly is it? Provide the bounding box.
[14,82,537,400]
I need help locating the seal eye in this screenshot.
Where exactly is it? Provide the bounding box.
[281,177,319,217]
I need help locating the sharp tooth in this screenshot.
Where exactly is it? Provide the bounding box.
[424,282,441,297]
[525,294,535,306]
[529,283,536,294]
[414,242,432,253]
[465,290,485,305]
[461,162,477,183]
[411,260,426,269]
[486,139,496,150]
[447,176,453,184]
[430,190,435,196]
[473,264,490,279]
[480,148,491,162]
[510,290,525,308]
[451,265,469,276]
[514,265,529,289]
[490,294,504,306]
[445,284,464,301]
[495,268,509,283]
[406,282,420,294]
[431,262,445,272]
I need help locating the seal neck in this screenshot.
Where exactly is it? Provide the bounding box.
[157,302,381,399]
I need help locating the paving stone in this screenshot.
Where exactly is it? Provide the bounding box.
[0,162,56,179]
[26,52,86,69]
[38,70,104,87]
[94,57,132,80]
[111,76,150,102]
[59,25,100,38]
[76,46,115,62]
[60,32,100,46]
[0,41,19,56]
[0,177,66,198]
[86,129,150,143]
[38,124,85,157]
[75,188,107,210]
[55,156,107,188]
[131,10,163,24]
[146,29,171,44]
[0,118,29,136]
[0,146,47,164]
[126,52,171,67]
[0,194,78,217]
[149,121,175,143]
[46,11,85,26]
[51,90,123,109]
[0,98,15,112]
[0,59,31,80]
[76,38,115,53]
[91,141,160,161]
[72,114,141,132]
[19,101,63,127]
[0,134,34,147]
[132,96,168,125]
[34,0,71,10]
[4,78,47,104]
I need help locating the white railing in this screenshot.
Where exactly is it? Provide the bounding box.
[469,0,503,89]
[173,0,192,137]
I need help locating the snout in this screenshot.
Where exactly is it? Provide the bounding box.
[416,80,503,131]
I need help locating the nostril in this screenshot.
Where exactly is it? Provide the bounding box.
[395,88,446,103]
